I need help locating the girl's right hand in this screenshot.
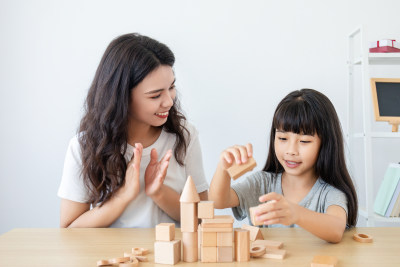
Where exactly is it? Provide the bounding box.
[117,143,143,202]
[219,143,253,170]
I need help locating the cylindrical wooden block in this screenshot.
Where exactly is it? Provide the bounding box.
[182,232,198,262]
[180,203,198,232]
[234,229,250,262]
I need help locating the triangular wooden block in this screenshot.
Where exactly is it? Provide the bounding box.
[241,224,264,241]
[180,176,200,203]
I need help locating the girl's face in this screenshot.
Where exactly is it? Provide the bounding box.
[129,65,176,128]
[274,130,321,179]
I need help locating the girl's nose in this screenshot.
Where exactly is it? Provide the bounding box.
[285,142,298,156]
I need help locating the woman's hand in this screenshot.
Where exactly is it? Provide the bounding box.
[144,148,172,198]
[219,143,253,170]
[117,143,143,202]
[255,192,299,226]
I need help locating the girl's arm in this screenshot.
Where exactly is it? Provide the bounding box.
[256,192,347,243]
[60,144,143,228]
[209,144,253,209]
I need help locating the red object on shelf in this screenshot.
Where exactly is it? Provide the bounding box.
[369,46,400,53]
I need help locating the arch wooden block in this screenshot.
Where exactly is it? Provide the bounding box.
[227,157,257,180]
[156,223,175,241]
[234,229,250,262]
[182,232,198,262]
[154,240,181,265]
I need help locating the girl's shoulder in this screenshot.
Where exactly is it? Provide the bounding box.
[316,178,346,196]
[244,170,280,185]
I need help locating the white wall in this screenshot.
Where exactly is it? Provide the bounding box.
[0,0,399,234]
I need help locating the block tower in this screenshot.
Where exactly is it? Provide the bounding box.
[154,223,181,265]
[180,176,200,262]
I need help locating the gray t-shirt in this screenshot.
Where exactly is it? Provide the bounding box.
[231,171,348,228]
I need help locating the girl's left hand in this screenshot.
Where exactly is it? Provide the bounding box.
[144,148,172,198]
[255,192,299,226]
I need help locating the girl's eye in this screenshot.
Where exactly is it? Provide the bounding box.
[151,94,161,99]
[300,140,311,143]
[278,137,287,141]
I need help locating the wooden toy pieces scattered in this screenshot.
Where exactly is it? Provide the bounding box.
[97,248,149,267]
[227,157,257,180]
[311,255,338,267]
[353,233,373,243]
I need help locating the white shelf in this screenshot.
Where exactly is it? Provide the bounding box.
[350,132,400,138]
[359,208,400,223]
[369,53,400,64]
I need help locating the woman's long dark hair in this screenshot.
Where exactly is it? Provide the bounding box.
[79,33,188,206]
[263,89,358,227]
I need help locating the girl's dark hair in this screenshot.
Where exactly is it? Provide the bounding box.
[78,33,188,206]
[263,89,358,227]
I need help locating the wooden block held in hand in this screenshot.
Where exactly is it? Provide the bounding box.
[156,223,175,241]
[249,206,264,226]
[311,255,338,267]
[227,157,257,180]
[198,201,214,219]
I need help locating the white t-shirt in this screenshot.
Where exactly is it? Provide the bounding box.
[58,123,209,228]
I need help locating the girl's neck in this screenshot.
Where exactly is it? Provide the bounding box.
[127,121,162,148]
[281,170,318,189]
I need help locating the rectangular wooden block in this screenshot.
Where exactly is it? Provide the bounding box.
[198,201,214,219]
[201,232,217,247]
[261,249,286,260]
[249,206,264,226]
[241,224,264,241]
[180,202,198,232]
[217,246,233,262]
[182,232,198,262]
[217,232,233,247]
[202,215,234,224]
[155,223,175,241]
[311,255,338,267]
[227,157,257,180]
[201,223,233,228]
[234,229,250,262]
[252,239,283,250]
[201,246,217,262]
[198,225,202,261]
[154,240,181,265]
[201,227,233,233]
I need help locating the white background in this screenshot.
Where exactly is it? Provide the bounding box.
[1,0,399,234]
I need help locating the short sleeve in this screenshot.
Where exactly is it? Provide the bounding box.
[184,123,209,193]
[57,136,90,203]
[324,187,348,216]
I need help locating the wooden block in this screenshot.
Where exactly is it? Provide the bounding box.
[202,215,234,224]
[353,233,373,243]
[109,257,130,264]
[252,239,283,250]
[311,255,338,267]
[198,201,214,219]
[234,229,250,262]
[179,175,200,203]
[201,227,233,233]
[202,232,217,247]
[119,258,139,267]
[202,223,233,228]
[217,232,233,247]
[182,232,198,262]
[250,245,266,257]
[261,249,286,259]
[217,246,233,262]
[227,157,257,180]
[180,202,198,232]
[154,240,181,265]
[249,206,264,226]
[198,224,202,260]
[156,223,175,241]
[241,224,264,241]
[201,246,217,262]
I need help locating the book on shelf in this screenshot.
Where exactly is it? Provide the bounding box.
[373,163,400,217]
[384,179,400,217]
[390,190,400,217]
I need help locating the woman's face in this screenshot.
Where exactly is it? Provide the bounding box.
[129,65,176,128]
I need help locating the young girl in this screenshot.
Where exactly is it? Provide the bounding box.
[209,89,358,243]
[58,33,208,228]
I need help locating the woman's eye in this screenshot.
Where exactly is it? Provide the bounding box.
[151,94,161,99]
[169,85,176,90]
[300,140,311,143]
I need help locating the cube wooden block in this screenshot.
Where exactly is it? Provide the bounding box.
[234,229,250,262]
[311,255,338,267]
[217,232,233,247]
[227,157,257,180]
[154,240,181,265]
[156,223,175,241]
[180,202,198,232]
[182,232,198,262]
[249,206,264,226]
[201,246,217,262]
[198,201,214,219]
[201,232,217,247]
[217,246,233,262]
[241,224,264,241]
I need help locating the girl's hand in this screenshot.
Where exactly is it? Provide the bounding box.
[144,148,172,198]
[219,143,253,170]
[255,192,299,226]
[118,143,143,202]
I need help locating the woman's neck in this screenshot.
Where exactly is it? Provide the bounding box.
[127,121,162,148]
